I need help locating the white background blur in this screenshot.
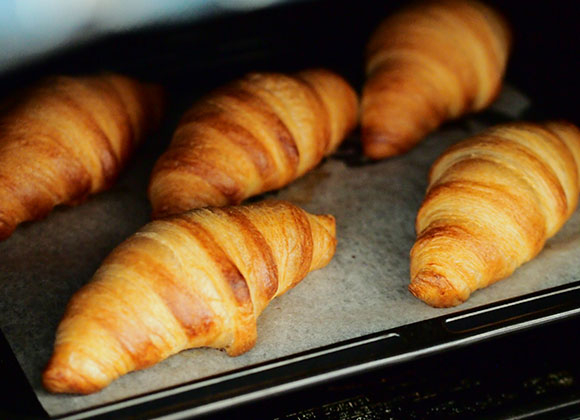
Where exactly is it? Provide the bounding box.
[0,0,289,74]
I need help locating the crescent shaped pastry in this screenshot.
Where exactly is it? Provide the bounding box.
[43,200,337,394]
[410,121,580,307]
[0,73,165,240]
[149,68,357,218]
[362,0,511,159]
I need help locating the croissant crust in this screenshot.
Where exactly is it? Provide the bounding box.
[148,68,358,218]
[361,0,511,159]
[410,121,580,307]
[43,200,336,394]
[0,73,165,240]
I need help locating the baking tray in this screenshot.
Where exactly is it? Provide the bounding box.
[1,1,579,419]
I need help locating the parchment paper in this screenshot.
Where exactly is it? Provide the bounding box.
[1,85,579,417]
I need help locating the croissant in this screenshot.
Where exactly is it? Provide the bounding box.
[43,200,336,394]
[148,68,358,218]
[410,121,580,307]
[361,0,511,159]
[0,73,165,240]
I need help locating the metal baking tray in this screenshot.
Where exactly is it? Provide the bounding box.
[1,1,579,419]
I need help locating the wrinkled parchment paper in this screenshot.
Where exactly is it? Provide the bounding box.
[1,85,579,417]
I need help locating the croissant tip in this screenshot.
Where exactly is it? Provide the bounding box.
[318,213,336,224]
[43,356,105,395]
[361,130,413,160]
[409,270,466,308]
[151,208,170,220]
[316,214,337,237]
[42,366,91,395]
[0,221,14,241]
[151,203,189,220]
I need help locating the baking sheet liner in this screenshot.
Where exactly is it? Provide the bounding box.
[1,85,579,416]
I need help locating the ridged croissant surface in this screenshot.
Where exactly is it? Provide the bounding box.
[149,68,358,218]
[0,73,165,240]
[43,200,336,394]
[362,0,511,159]
[410,121,580,307]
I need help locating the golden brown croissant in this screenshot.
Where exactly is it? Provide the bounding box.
[362,0,511,159]
[43,200,336,394]
[148,68,358,218]
[0,73,165,240]
[410,121,580,307]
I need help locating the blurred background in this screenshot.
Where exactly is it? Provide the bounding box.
[0,0,295,74]
[1,0,578,127]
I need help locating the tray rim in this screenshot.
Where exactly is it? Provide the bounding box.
[14,279,571,420]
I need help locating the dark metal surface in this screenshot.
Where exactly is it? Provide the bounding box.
[2,282,579,419]
[222,315,580,420]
